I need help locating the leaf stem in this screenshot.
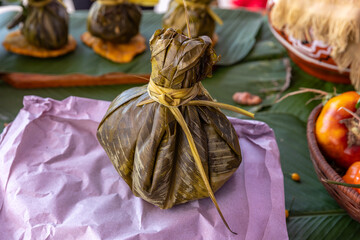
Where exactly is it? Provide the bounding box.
[338,107,360,122]
[321,178,360,188]
[276,88,329,103]
[183,0,192,38]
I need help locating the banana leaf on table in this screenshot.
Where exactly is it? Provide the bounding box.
[259,62,359,240]
[1,8,359,240]
[0,9,265,76]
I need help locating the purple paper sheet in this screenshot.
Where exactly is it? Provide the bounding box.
[0,96,288,240]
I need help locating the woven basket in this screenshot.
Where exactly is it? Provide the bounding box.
[307,104,360,222]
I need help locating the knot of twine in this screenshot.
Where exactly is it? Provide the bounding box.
[29,0,63,7]
[174,0,223,25]
[146,78,201,107]
[97,0,127,5]
[137,78,253,234]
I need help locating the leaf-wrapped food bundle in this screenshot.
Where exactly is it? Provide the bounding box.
[97,28,242,210]
[162,0,220,38]
[8,0,69,50]
[87,0,142,43]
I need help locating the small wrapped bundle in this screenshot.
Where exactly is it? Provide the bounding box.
[97,28,253,233]
[8,0,69,49]
[82,0,146,63]
[87,0,142,43]
[3,0,76,57]
[162,0,222,40]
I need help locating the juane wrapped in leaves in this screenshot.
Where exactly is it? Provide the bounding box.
[97,28,244,210]
[97,28,255,233]
[7,0,69,50]
[87,0,142,43]
[162,0,221,38]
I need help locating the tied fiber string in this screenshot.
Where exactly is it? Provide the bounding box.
[139,79,202,107]
[137,78,254,118]
[131,0,158,5]
[137,78,254,234]
[175,0,223,25]
[29,0,64,7]
[98,0,126,5]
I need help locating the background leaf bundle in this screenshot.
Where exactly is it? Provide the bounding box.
[163,0,216,38]
[8,0,69,49]
[87,0,142,43]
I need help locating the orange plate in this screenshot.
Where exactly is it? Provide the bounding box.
[81,32,146,63]
[2,30,77,58]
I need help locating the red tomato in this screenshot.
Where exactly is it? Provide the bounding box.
[343,162,360,194]
[315,91,360,169]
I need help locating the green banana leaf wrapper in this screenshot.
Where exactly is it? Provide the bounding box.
[87,1,142,43]
[162,0,215,38]
[97,28,241,209]
[8,0,69,49]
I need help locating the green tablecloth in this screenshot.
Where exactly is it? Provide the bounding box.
[0,9,359,239]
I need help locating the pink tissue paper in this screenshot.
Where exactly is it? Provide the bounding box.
[0,96,288,240]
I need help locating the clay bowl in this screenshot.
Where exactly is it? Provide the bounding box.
[267,2,351,84]
[307,104,360,222]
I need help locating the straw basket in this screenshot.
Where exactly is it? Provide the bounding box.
[307,104,360,222]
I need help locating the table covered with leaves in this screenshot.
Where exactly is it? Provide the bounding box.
[0,9,359,239]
